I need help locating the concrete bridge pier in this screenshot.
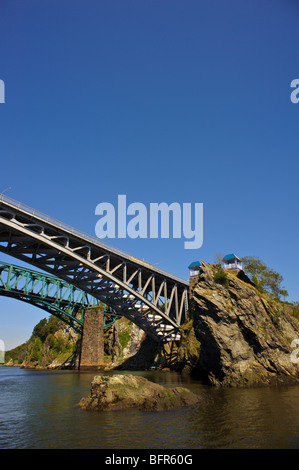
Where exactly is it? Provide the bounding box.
[78,306,104,370]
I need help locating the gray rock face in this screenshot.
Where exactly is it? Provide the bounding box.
[78,374,201,411]
[191,262,299,386]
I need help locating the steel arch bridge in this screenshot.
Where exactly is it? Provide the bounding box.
[0,196,189,342]
[0,261,118,334]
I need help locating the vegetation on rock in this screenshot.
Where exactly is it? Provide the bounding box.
[213,266,229,287]
[5,316,78,367]
[241,256,288,300]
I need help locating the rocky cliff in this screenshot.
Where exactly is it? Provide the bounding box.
[189,262,299,386]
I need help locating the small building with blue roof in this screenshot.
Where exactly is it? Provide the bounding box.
[188,261,201,277]
[222,254,243,271]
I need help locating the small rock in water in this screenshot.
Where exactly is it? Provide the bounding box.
[78,374,201,412]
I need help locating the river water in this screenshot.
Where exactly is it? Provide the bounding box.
[1,366,299,449]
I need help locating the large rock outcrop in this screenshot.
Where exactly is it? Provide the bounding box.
[104,317,158,370]
[78,374,201,412]
[191,262,299,386]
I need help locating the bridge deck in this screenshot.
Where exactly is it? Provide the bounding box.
[0,194,188,288]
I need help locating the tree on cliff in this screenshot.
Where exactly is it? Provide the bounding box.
[241,256,288,300]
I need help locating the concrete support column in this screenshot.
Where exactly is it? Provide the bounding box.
[79,306,104,369]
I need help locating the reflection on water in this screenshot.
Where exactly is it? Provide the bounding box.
[0,367,299,448]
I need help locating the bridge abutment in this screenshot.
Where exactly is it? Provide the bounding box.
[78,306,104,369]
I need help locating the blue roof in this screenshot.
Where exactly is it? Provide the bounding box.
[222,253,240,261]
[188,261,201,268]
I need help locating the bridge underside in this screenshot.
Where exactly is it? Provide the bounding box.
[0,197,189,342]
[0,289,84,333]
[0,261,118,333]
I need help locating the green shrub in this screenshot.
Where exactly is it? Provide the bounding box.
[118,330,131,349]
[32,316,60,342]
[30,337,43,362]
[213,267,229,287]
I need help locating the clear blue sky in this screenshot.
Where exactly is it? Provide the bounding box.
[0,0,299,349]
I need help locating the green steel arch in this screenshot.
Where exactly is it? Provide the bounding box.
[0,261,118,333]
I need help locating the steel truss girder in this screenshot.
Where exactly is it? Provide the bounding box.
[0,196,189,342]
[0,261,117,334]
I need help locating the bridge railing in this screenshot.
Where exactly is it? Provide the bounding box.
[0,194,189,286]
